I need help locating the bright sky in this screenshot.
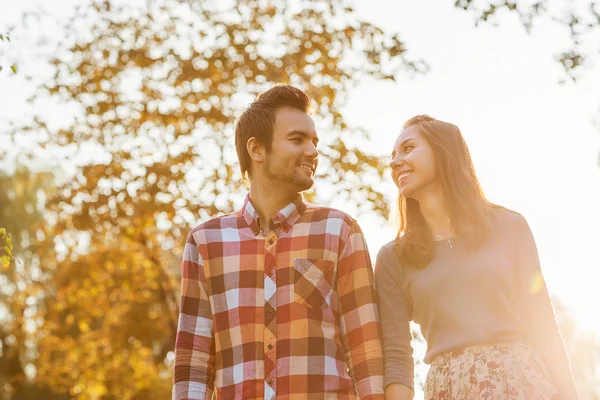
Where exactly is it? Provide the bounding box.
[2,0,599,339]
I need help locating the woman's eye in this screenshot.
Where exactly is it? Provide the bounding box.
[291,138,302,143]
[404,145,414,152]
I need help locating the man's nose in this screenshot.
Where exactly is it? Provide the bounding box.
[305,142,319,158]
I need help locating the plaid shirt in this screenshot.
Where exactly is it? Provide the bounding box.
[173,195,384,399]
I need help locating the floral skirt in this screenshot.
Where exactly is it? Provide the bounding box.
[424,342,561,400]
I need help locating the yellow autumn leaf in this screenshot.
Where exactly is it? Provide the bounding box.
[79,320,90,332]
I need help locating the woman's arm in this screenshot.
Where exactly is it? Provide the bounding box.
[374,244,415,399]
[512,213,579,399]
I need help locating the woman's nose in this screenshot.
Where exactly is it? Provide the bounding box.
[389,156,403,169]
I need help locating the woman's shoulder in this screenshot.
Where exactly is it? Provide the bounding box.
[379,239,398,253]
[374,240,403,282]
[487,204,528,229]
[375,240,401,267]
[379,239,410,261]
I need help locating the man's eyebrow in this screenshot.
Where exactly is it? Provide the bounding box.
[287,130,319,143]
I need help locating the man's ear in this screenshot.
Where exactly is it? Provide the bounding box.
[246,137,265,164]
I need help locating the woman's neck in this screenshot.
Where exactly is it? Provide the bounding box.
[415,186,453,237]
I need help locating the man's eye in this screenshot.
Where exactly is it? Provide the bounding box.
[291,138,302,143]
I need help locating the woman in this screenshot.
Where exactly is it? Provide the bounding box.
[375,115,579,399]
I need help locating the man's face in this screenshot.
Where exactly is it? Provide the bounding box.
[263,106,319,193]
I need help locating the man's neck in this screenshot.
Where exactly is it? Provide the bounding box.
[249,179,298,232]
[414,185,453,237]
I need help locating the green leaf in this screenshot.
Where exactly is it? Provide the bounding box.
[11,65,17,73]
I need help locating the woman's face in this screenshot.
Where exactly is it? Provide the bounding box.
[389,125,439,199]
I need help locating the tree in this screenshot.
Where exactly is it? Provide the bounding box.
[7,0,426,397]
[0,167,61,400]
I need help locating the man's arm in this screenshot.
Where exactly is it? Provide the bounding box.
[337,219,384,399]
[172,231,215,400]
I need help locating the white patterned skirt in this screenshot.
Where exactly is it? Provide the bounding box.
[425,342,561,399]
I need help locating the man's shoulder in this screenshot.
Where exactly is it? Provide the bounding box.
[188,209,242,236]
[303,203,356,223]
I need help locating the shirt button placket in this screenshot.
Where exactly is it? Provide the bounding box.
[264,231,278,396]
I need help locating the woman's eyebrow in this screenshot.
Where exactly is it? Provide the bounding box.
[400,137,415,146]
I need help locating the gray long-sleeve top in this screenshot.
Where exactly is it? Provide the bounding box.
[374,208,578,398]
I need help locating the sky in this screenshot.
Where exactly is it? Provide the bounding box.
[1,0,599,344]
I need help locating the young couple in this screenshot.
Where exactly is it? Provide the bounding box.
[172,84,579,399]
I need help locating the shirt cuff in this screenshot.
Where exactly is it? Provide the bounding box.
[384,368,414,390]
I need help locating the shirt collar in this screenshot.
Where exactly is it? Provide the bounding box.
[242,194,306,235]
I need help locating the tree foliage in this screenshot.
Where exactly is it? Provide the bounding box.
[0,228,12,269]
[7,0,426,397]
[0,167,57,399]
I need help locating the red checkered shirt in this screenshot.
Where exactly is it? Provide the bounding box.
[173,195,384,399]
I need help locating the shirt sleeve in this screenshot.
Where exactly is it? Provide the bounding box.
[512,213,579,399]
[337,218,384,400]
[373,244,415,390]
[172,231,215,400]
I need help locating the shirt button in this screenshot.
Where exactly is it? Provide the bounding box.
[268,239,274,245]
[267,379,273,385]
[267,344,273,350]
[267,307,274,313]
[267,271,273,277]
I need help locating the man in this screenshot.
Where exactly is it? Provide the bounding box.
[173,84,384,399]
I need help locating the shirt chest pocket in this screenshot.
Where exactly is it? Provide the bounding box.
[293,258,335,310]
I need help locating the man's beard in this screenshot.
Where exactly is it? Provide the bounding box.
[263,155,314,192]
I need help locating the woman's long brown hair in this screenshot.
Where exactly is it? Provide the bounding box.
[393,115,493,268]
